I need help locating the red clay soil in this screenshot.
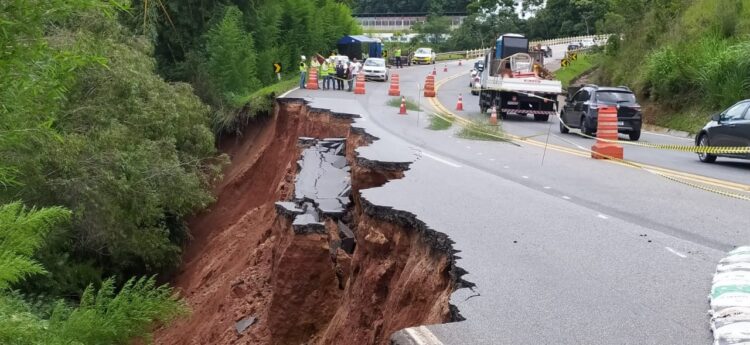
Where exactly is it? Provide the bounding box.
[155,100,455,345]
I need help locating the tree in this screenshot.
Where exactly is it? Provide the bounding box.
[205,6,262,107]
[414,15,452,46]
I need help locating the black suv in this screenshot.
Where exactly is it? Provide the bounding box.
[560,85,643,141]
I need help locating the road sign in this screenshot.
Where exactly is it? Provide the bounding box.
[273,62,282,73]
[561,58,570,68]
[570,52,578,61]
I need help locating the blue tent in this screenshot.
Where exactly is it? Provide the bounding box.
[337,35,382,60]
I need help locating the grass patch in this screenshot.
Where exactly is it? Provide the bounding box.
[555,54,594,88]
[653,109,710,134]
[428,113,454,130]
[213,79,298,135]
[436,53,464,61]
[387,96,421,111]
[457,120,509,142]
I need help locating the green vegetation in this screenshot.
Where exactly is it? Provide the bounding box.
[556,55,595,88]
[2,0,361,342]
[140,0,361,135]
[457,121,509,142]
[428,113,455,130]
[0,201,186,344]
[596,0,750,132]
[387,97,422,111]
[436,53,465,61]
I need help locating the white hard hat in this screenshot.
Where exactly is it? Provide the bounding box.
[301,55,306,60]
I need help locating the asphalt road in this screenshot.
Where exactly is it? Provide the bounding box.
[287,60,750,344]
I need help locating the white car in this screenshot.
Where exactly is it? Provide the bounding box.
[362,58,388,81]
[411,47,436,65]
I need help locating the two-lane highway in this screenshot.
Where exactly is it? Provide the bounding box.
[288,60,749,344]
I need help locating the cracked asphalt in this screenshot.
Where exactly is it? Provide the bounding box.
[286,52,750,344]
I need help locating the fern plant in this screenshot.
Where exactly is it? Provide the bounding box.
[0,202,187,344]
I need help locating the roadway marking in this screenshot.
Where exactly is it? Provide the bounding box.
[422,151,462,168]
[476,152,483,156]
[427,78,750,196]
[280,87,300,98]
[503,165,510,169]
[543,186,551,189]
[597,214,609,220]
[489,158,495,161]
[404,326,445,345]
[665,247,687,258]
[522,175,529,179]
[465,146,471,150]
[562,196,571,200]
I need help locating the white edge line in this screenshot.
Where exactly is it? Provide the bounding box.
[404,326,446,345]
[279,86,300,98]
[422,151,462,168]
[665,247,687,258]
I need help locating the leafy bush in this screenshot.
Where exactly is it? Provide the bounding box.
[0,201,186,345]
[1,1,223,296]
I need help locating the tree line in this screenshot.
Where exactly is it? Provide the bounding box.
[1,0,359,343]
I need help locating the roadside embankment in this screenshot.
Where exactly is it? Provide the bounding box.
[156,98,468,345]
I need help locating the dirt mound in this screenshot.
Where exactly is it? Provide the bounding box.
[155,99,462,345]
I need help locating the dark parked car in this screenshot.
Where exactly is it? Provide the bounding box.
[567,43,581,51]
[695,100,750,163]
[559,85,643,141]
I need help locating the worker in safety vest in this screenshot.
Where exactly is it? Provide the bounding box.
[299,55,307,89]
[320,59,331,90]
[394,48,402,68]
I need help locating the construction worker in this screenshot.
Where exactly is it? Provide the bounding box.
[350,58,360,92]
[394,48,402,68]
[299,55,307,89]
[320,59,330,90]
[346,62,354,92]
[335,60,345,90]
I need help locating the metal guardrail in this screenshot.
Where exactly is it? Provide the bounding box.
[430,34,612,62]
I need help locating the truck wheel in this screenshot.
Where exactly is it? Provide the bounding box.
[480,105,487,114]
[628,130,641,141]
[534,114,549,122]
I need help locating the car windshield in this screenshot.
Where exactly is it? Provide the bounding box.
[416,48,431,54]
[596,91,636,103]
[364,59,384,67]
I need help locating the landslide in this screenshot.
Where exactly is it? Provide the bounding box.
[155,99,468,345]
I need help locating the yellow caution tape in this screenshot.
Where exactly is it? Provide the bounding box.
[429,73,750,201]
[465,86,750,155]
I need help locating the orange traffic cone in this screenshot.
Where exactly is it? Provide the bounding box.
[443,64,448,72]
[354,74,365,95]
[432,66,437,75]
[489,106,498,126]
[388,73,400,96]
[306,68,319,90]
[399,96,407,115]
[456,94,464,111]
[423,75,436,97]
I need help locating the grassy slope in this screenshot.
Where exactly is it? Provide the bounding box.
[595,0,750,133]
[555,55,594,88]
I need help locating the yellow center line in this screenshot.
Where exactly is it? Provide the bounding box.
[428,71,750,194]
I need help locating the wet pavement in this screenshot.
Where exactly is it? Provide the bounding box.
[284,63,748,344]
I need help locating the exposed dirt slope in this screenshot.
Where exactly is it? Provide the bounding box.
[155,100,465,345]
